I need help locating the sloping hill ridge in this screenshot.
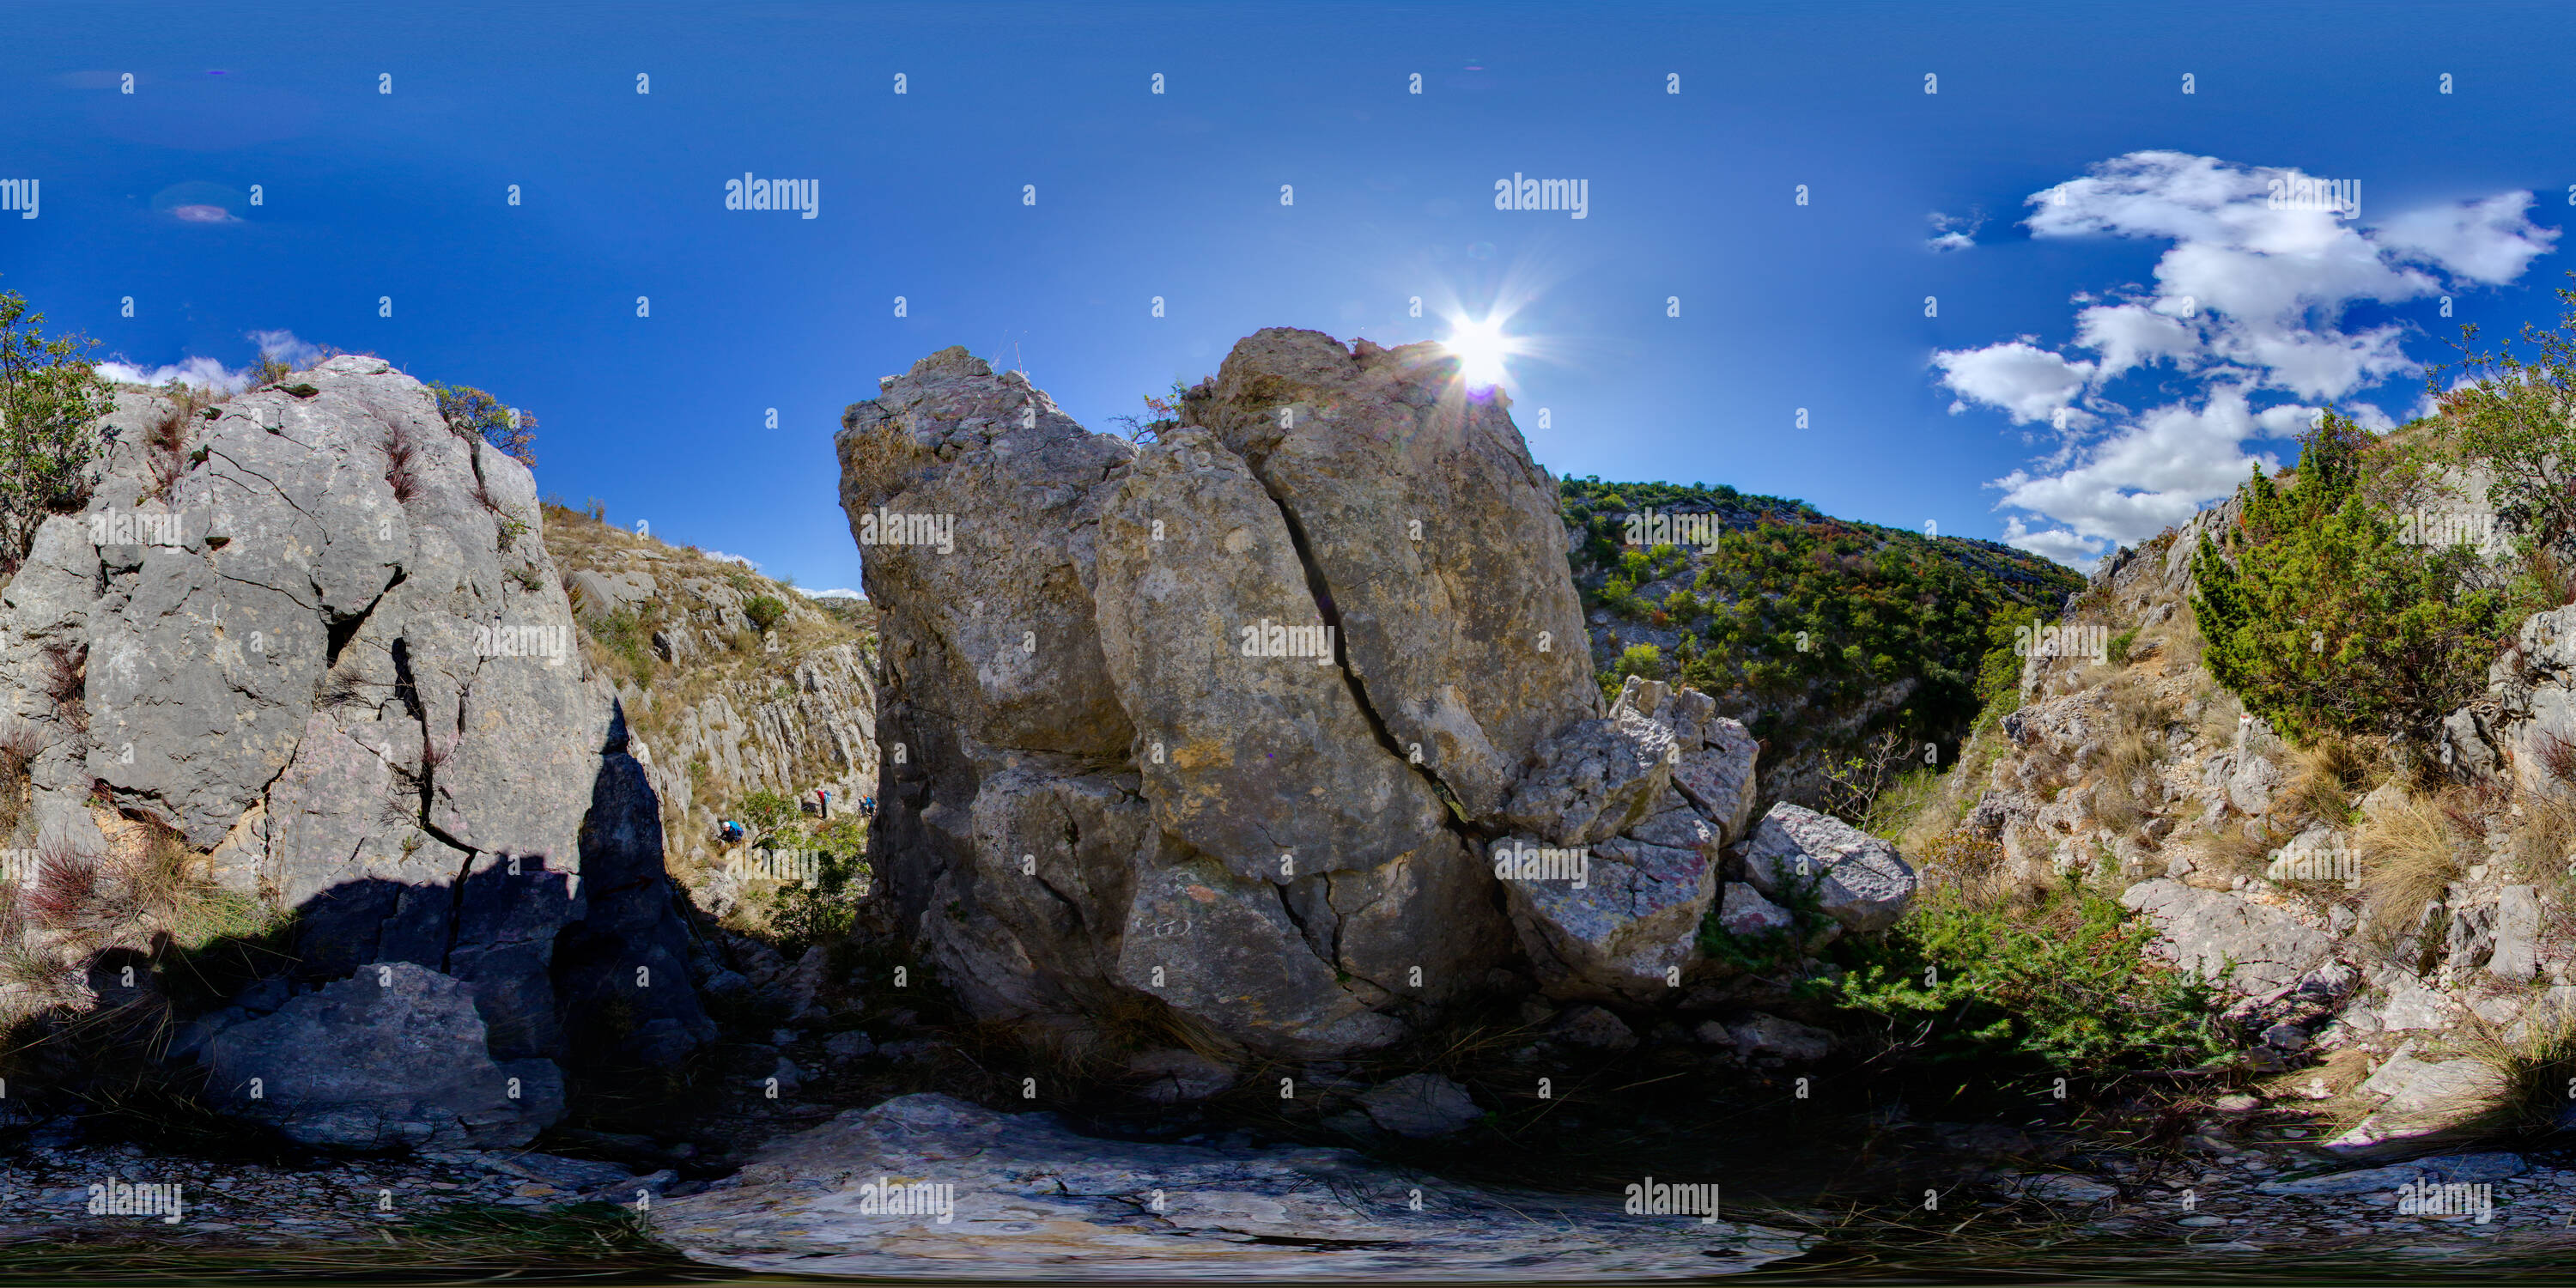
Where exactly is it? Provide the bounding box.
[1560,477,2086,811]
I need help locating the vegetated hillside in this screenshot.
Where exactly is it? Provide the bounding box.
[1867,283,2576,1165]
[1558,477,2087,813]
[538,502,878,950]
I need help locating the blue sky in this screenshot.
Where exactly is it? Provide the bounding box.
[3,0,2572,588]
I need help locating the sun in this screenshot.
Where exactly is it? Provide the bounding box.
[1443,317,1517,390]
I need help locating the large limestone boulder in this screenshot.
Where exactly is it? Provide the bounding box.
[0,358,709,1123]
[204,962,563,1151]
[1185,329,1599,821]
[1735,804,1918,934]
[838,340,1574,1055]
[1089,428,1450,881]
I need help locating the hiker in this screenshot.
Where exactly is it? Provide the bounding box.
[720,819,745,845]
[816,787,830,819]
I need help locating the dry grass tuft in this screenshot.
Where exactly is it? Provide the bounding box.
[2356,785,2474,937]
[2282,735,2376,827]
[383,427,421,502]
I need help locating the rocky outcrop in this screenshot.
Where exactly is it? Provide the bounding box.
[0,358,710,1139]
[651,1093,1807,1277]
[1735,804,1918,935]
[204,963,563,1150]
[840,334,1793,1054]
[541,516,878,893]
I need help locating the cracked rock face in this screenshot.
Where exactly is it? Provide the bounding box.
[0,357,711,1137]
[841,333,1664,1055]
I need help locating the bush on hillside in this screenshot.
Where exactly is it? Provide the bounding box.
[2430,273,2576,551]
[744,593,788,635]
[2191,410,2519,744]
[0,283,113,571]
[426,380,538,467]
[1823,875,2227,1087]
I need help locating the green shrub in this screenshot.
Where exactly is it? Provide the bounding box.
[744,593,788,635]
[2191,410,2519,743]
[0,281,113,569]
[1823,877,2227,1087]
[425,381,538,466]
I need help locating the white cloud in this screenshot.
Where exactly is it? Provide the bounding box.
[2073,302,2200,380]
[2375,191,2557,284]
[97,355,252,393]
[95,329,328,394]
[249,329,324,368]
[2000,516,2107,568]
[799,586,865,600]
[1926,209,1984,253]
[703,550,759,570]
[1963,151,2555,562]
[1990,392,2284,553]
[1933,340,2094,424]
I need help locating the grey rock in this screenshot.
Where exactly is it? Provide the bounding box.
[2021,1175,2118,1204]
[1356,1072,1482,1139]
[1716,882,1795,938]
[2257,1152,2525,1196]
[2227,754,2281,816]
[2117,879,2335,996]
[2492,884,2542,981]
[652,1094,1808,1277]
[823,1030,877,1062]
[1503,711,1677,846]
[1189,329,1600,822]
[1612,677,1759,844]
[1735,804,1917,933]
[1726,1013,1833,1062]
[1127,1048,1237,1104]
[1547,1004,1640,1052]
[1089,428,1451,881]
[203,962,562,1151]
[1499,831,1714,1000]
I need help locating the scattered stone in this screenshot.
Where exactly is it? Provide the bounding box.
[1358,1073,1484,1139]
[1735,805,1917,933]
[1725,1013,1833,1062]
[1548,1005,1641,1052]
[1127,1049,1238,1104]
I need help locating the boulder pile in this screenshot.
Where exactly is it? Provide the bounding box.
[840,331,1914,1054]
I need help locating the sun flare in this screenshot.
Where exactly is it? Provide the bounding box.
[1443,317,1518,390]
